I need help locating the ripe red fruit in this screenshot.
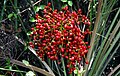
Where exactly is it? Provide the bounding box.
[36,26,39,29]
[70,57,75,61]
[87,21,91,25]
[85,60,89,64]
[84,50,88,53]
[35,13,39,19]
[67,64,70,68]
[65,56,68,59]
[61,48,64,52]
[29,3,91,74]
[31,28,34,31]
[88,46,91,48]
[63,6,68,10]
[29,42,33,45]
[56,22,60,26]
[30,45,34,48]
[47,3,51,6]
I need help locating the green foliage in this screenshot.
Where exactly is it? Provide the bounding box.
[62,4,68,9]
[8,13,17,20]
[22,60,30,66]
[61,0,67,2]
[39,5,45,10]
[8,13,14,19]
[74,69,86,76]
[34,5,45,13]
[68,1,73,6]
[34,6,40,12]
[26,71,35,76]
[29,17,36,22]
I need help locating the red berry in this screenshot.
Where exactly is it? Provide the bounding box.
[70,57,75,61]
[61,48,64,52]
[29,3,91,73]
[31,28,34,31]
[67,64,70,68]
[85,60,89,64]
[36,26,39,29]
[29,42,33,45]
[47,3,51,6]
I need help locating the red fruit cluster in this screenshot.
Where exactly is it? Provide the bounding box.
[29,3,91,73]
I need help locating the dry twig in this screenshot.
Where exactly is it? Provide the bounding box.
[11,59,54,76]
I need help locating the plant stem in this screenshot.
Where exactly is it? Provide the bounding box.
[11,59,54,76]
[100,43,120,75]
[51,0,54,10]
[94,1,118,70]
[61,57,67,76]
[54,61,61,76]
[108,64,120,76]
[89,7,119,76]
[95,20,120,76]
[84,0,103,76]
[0,68,26,73]
[115,70,120,76]
[14,65,24,76]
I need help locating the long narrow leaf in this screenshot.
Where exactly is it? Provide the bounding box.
[84,0,103,75]
[88,4,119,76]
[99,43,120,75]
[95,29,120,75]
